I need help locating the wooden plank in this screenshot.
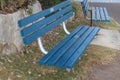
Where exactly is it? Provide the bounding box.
[81,0,87,6]
[23,12,73,44]
[103,7,110,21]
[64,27,100,68]
[84,1,89,16]
[81,0,89,16]
[18,0,70,27]
[55,26,94,68]
[21,6,72,37]
[92,7,96,21]
[85,0,89,6]
[99,7,105,21]
[96,7,101,21]
[38,27,83,65]
[47,26,89,66]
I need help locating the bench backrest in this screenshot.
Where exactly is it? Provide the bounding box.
[18,0,73,45]
[81,0,89,16]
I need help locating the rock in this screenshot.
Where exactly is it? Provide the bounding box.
[0,1,42,55]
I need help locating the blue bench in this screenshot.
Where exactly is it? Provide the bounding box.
[18,0,100,70]
[81,0,110,25]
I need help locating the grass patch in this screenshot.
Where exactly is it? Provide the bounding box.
[71,2,120,31]
[0,45,118,80]
[93,19,120,31]
[0,1,120,80]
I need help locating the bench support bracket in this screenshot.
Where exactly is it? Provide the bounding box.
[62,22,70,35]
[37,37,48,54]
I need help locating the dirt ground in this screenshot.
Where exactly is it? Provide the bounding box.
[88,52,120,80]
[89,28,120,80]
[87,2,120,80]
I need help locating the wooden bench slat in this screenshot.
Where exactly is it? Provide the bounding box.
[21,6,72,37]
[103,7,110,21]
[18,0,100,69]
[23,12,73,44]
[64,27,100,68]
[84,0,89,6]
[81,0,87,6]
[55,26,94,68]
[18,0,70,27]
[92,7,96,21]
[47,26,89,66]
[96,7,101,21]
[99,7,105,21]
[81,0,110,22]
[84,2,89,16]
[38,27,83,65]
[82,0,89,16]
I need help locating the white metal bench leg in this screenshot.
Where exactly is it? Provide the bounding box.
[62,22,70,35]
[37,37,48,54]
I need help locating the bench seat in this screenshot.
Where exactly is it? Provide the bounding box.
[81,0,110,25]
[92,7,110,22]
[38,26,100,69]
[18,0,100,70]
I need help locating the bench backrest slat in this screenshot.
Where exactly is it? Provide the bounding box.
[23,12,73,44]
[18,0,73,45]
[21,6,72,37]
[81,0,89,16]
[92,7,96,21]
[18,0,71,27]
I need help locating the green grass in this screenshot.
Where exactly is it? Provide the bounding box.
[0,45,118,80]
[93,19,120,31]
[71,2,120,31]
[0,2,120,80]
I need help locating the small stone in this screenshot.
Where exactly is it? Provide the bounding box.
[0,66,2,71]
[24,60,28,63]
[7,59,13,63]
[7,77,11,80]
[28,70,31,74]
[84,53,88,56]
[16,75,22,78]
[38,74,41,77]
[0,62,3,65]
